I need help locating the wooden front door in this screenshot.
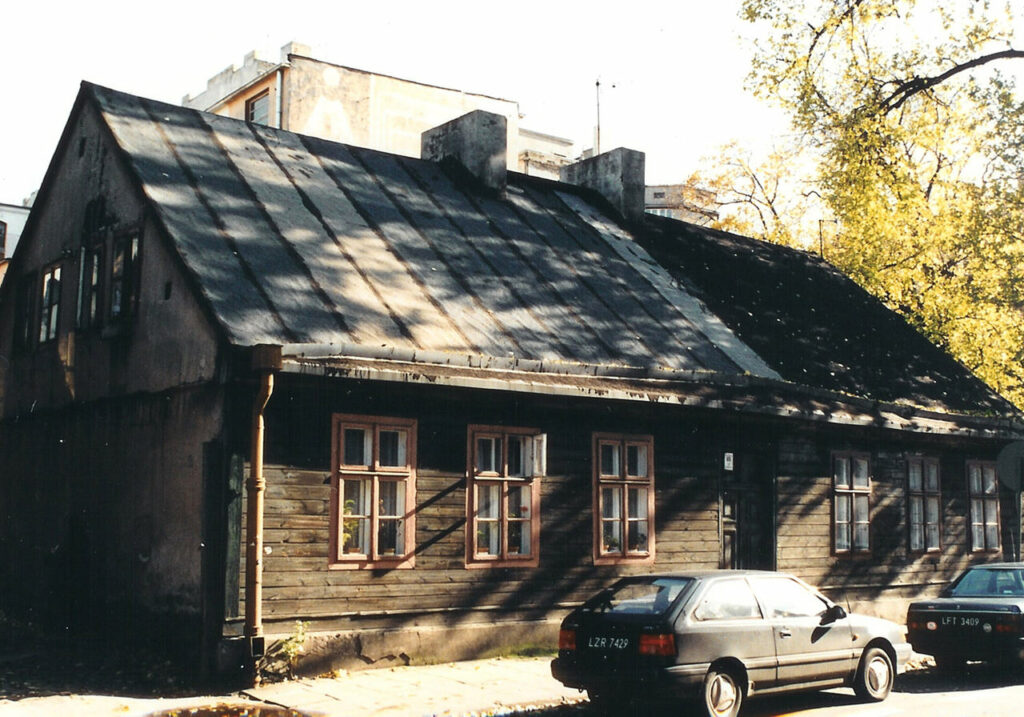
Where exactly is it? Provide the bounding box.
[721,452,775,570]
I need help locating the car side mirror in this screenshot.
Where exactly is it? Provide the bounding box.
[821,604,847,624]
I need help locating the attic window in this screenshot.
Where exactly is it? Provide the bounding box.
[246,90,270,125]
[109,232,140,322]
[653,191,665,198]
[38,264,62,344]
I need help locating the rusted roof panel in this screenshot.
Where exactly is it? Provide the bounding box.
[90,83,767,377]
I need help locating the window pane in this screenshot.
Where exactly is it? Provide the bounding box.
[908,461,922,492]
[377,518,403,556]
[342,478,370,554]
[986,498,1000,528]
[854,494,870,523]
[602,486,621,519]
[626,444,648,477]
[627,519,649,553]
[835,494,850,523]
[910,524,923,551]
[925,462,939,492]
[925,496,939,525]
[602,519,622,554]
[925,525,939,550]
[343,428,369,466]
[986,524,999,549]
[379,480,404,517]
[836,523,851,552]
[508,435,525,477]
[476,436,499,473]
[834,457,850,488]
[852,458,870,488]
[909,496,923,524]
[379,429,407,467]
[600,444,620,477]
[983,466,997,495]
[477,483,500,519]
[508,519,529,556]
[509,484,530,520]
[477,520,499,555]
[628,487,648,520]
[969,464,982,494]
[854,523,870,551]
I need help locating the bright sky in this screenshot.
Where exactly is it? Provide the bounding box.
[1,0,787,204]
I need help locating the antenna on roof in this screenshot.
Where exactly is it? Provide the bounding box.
[595,78,616,156]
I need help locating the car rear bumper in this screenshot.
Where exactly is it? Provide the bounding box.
[551,656,695,696]
[908,631,1024,661]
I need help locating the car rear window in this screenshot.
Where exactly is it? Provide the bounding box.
[583,578,693,615]
[949,568,1024,597]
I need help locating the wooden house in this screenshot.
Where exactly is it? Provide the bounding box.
[0,82,1021,678]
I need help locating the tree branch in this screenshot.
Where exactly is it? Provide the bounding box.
[880,49,1024,114]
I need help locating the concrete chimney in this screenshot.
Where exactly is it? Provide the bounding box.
[560,148,645,223]
[422,111,507,193]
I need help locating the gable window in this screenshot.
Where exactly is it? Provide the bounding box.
[466,426,546,568]
[77,246,102,330]
[38,264,61,343]
[908,456,940,553]
[330,414,416,568]
[967,461,1000,552]
[594,433,655,564]
[833,452,871,554]
[109,232,139,322]
[246,90,270,125]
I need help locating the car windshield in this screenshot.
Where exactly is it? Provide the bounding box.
[948,568,1024,597]
[583,578,693,615]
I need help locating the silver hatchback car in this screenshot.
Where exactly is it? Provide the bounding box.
[551,570,911,716]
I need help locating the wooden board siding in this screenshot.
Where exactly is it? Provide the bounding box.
[234,375,1013,639]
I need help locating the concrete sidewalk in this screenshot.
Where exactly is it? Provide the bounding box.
[0,656,587,717]
[243,657,585,716]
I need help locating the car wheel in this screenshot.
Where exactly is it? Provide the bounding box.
[703,665,743,717]
[854,646,893,702]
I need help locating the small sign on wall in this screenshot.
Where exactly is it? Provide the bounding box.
[723,452,734,471]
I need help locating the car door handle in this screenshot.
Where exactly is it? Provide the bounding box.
[779,629,792,638]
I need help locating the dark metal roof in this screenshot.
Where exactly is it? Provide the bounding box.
[636,216,1017,416]
[88,83,776,378]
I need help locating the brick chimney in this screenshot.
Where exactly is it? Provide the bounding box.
[560,148,645,223]
[421,111,507,193]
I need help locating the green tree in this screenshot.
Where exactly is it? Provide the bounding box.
[706,0,1024,407]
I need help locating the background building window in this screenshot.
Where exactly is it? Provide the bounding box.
[594,433,655,564]
[834,452,871,554]
[466,426,545,568]
[908,456,941,552]
[331,414,416,568]
[0,220,7,258]
[246,90,270,125]
[38,264,61,343]
[967,461,1000,552]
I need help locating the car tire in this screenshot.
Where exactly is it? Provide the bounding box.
[854,646,894,702]
[702,665,744,717]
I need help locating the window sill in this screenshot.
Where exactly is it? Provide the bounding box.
[465,556,540,569]
[329,556,415,570]
[593,553,655,567]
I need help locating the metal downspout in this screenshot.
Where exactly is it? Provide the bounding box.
[244,345,282,680]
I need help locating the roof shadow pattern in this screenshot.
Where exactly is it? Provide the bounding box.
[88,84,763,377]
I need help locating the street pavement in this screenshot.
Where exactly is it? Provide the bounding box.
[0,656,586,717]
